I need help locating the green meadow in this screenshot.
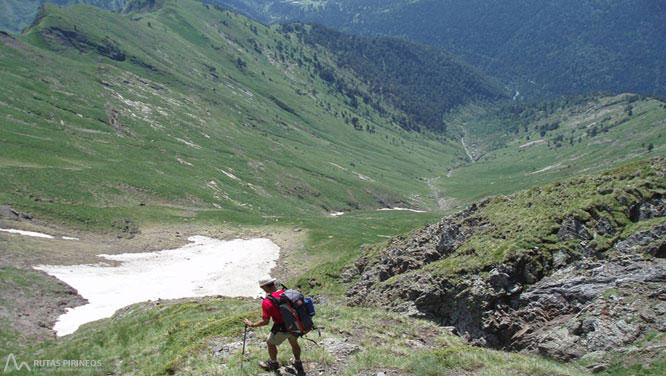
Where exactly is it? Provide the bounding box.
[0,1,665,374]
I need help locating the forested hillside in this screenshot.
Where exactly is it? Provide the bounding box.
[287,23,507,132]
[7,0,664,100]
[213,0,666,99]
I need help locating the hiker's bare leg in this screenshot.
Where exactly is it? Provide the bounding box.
[268,343,278,362]
[288,337,301,361]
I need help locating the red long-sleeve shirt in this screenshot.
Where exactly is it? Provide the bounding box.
[261,290,285,325]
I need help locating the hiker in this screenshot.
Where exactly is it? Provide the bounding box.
[244,277,304,372]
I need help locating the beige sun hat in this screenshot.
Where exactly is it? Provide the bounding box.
[259,277,277,287]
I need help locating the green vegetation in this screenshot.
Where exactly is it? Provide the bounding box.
[439,94,666,204]
[290,23,507,132]
[1,1,665,375]
[0,0,129,34]
[420,158,666,279]
[12,298,586,375]
[216,0,666,99]
[0,0,465,234]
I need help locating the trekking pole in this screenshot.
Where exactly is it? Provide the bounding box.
[241,324,248,371]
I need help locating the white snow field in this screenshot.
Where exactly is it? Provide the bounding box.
[0,228,79,240]
[0,228,55,239]
[34,236,280,336]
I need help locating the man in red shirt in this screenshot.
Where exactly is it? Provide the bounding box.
[244,277,303,372]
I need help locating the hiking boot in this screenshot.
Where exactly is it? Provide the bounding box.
[290,359,304,372]
[258,360,279,371]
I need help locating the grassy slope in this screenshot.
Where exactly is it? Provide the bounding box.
[361,157,666,376]
[0,0,458,360]
[433,158,666,278]
[440,94,666,205]
[0,1,664,375]
[0,0,130,34]
[12,298,586,375]
[0,0,470,312]
[0,0,462,231]
[0,0,459,353]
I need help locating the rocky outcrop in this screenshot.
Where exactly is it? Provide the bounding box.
[43,27,126,61]
[345,158,666,361]
[345,201,487,296]
[629,197,666,221]
[508,239,666,360]
[0,205,32,221]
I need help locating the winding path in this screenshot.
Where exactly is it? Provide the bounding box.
[426,176,451,210]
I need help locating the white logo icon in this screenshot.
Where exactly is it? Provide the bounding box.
[3,354,31,373]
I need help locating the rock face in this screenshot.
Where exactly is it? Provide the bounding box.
[0,205,33,221]
[345,158,666,360]
[511,238,666,360]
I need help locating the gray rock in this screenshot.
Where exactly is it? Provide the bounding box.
[536,327,585,360]
[346,202,488,306]
[630,197,666,221]
[654,303,666,315]
[488,267,511,291]
[558,217,592,241]
[320,338,362,357]
[615,225,666,254]
[595,218,616,235]
[552,250,570,269]
[0,205,31,221]
[646,241,666,259]
[345,189,666,362]
[588,364,608,373]
[207,339,246,358]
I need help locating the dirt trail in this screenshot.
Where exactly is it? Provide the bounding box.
[426,176,453,210]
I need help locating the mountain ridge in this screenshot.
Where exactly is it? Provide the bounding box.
[212,0,666,99]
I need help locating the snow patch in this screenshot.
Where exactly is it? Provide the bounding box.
[329,212,345,217]
[0,228,54,239]
[329,162,347,171]
[530,163,562,175]
[520,139,545,148]
[378,207,428,213]
[355,172,373,182]
[34,236,280,336]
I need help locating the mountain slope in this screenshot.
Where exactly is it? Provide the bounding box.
[0,2,665,375]
[289,23,507,132]
[1,0,471,231]
[346,157,666,373]
[11,297,586,375]
[0,0,129,33]
[215,0,666,99]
